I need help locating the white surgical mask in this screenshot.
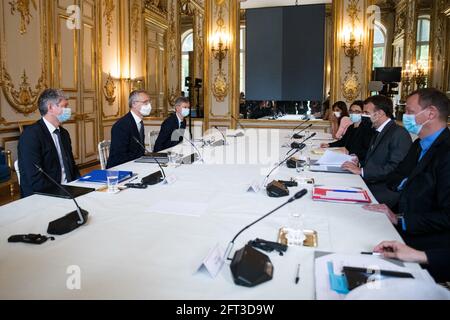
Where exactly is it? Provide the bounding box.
[181,108,190,118]
[140,103,152,117]
[334,111,342,118]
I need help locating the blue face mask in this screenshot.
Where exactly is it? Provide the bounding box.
[402,109,427,135]
[57,108,72,123]
[349,113,362,123]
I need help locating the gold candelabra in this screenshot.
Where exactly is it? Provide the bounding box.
[342,27,363,73]
[211,32,229,71]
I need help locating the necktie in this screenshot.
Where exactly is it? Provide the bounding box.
[53,129,72,182]
[139,120,145,144]
[416,141,423,163]
[369,130,379,150]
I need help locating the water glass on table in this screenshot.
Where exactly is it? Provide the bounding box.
[106,170,119,193]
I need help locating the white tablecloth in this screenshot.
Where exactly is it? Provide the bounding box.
[0,129,427,299]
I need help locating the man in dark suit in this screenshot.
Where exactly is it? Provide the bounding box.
[153,97,189,152]
[107,90,152,168]
[342,95,412,206]
[18,89,80,198]
[364,88,450,253]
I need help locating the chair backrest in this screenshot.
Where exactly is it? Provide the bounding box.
[14,160,20,185]
[149,131,159,152]
[98,140,111,170]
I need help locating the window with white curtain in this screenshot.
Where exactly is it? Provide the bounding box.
[372,22,387,69]
[181,30,193,95]
[416,16,430,65]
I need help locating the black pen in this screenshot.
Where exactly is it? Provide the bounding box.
[295,264,300,284]
[361,252,381,256]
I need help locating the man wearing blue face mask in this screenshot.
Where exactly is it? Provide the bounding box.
[364,88,450,252]
[153,97,189,152]
[18,89,80,198]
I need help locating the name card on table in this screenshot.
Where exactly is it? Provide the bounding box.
[196,243,225,278]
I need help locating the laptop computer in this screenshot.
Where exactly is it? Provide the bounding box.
[35,185,95,199]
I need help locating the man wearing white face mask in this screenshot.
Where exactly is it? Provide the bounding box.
[364,88,450,253]
[107,90,152,168]
[18,89,80,198]
[153,97,189,152]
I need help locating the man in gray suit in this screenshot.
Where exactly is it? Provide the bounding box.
[342,95,412,206]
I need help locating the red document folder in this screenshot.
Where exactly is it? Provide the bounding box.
[312,186,372,204]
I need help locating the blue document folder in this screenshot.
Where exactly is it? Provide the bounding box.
[78,170,133,183]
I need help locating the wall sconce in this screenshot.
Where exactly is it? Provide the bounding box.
[103,73,116,105]
[211,31,229,71]
[342,26,363,73]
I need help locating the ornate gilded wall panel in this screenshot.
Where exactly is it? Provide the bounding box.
[0,0,48,122]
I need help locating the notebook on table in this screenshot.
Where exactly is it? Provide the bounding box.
[78,170,134,183]
[35,185,95,199]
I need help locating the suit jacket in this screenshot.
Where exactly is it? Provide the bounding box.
[153,114,186,152]
[107,112,145,168]
[328,121,374,163]
[425,248,450,283]
[18,119,80,198]
[388,128,450,251]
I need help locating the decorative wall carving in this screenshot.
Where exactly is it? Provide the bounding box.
[131,0,141,53]
[211,0,228,102]
[8,0,37,35]
[103,73,116,105]
[1,67,45,114]
[103,0,115,46]
[168,3,177,67]
[145,0,167,17]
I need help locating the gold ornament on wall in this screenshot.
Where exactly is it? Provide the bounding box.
[1,67,46,114]
[167,3,177,67]
[103,0,115,46]
[131,0,141,53]
[342,71,361,103]
[212,70,228,102]
[103,73,116,105]
[211,0,229,102]
[9,0,37,35]
[168,87,178,106]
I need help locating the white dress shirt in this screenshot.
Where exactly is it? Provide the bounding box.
[130,110,143,132]
[42,117,67,183]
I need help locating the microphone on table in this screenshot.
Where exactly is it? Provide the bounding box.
[34,164,88,235]
[213,126,227,146]
[291,132,316,149]
[133,137,166,185]
[292,123,313,139]
[262,144,306,189]
[224,189,308,287]
[184,137,204,164]
[292,118,310,132]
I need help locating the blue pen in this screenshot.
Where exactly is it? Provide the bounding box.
[329,189,359,193]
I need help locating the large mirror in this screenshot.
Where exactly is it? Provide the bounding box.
[238,1,333,122]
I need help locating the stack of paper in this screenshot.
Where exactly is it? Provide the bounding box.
[316,150,353,166]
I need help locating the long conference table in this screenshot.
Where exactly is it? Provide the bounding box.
[0,128,430,299]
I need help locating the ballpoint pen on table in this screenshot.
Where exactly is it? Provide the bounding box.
[295,264,300,284]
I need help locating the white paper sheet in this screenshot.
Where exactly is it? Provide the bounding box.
[317,150,353,166]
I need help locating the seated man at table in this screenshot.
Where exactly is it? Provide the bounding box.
[153,97,189,152]
[18,89,80,198]
[342,95,412,207]
[107,90,152,168]
[364,88,450,253]
[374,241,450,283]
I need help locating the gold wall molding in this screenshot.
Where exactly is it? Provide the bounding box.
[131,0,141,53]
[168,3,177,67]
[144,0,167,17]
[211,70,227,102]
[9,0,37,35]
[103,0,115,46]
